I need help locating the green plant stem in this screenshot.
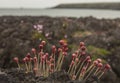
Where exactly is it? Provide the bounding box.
[67,64,72,74]
[94,68,99,75]
[80,63,89,79]
[43,61,45,76]
[39,61,42,75]
[52,53,55,72]
[70,61,77,76]
[76,60,86,77]
[25,62,29,73]
[83,66,95,81]
[55,52,62,71]
[84,64,94,75]
[17,62,21,69]
[98,72,104,79]
[58,55,64,71]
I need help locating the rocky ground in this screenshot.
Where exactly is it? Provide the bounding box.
[0,16,120,83]
[0,68,99,83]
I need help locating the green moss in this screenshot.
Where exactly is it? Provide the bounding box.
[68,44,78,52]
[32,31,47,41]
[87,45,111,60]
[73,31,92,38]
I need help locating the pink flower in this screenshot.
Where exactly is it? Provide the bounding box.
[64,34,68,38]
[45,33,50,37]
[37,24,43,30]
[33,24,44,33]
[33,25,37,29]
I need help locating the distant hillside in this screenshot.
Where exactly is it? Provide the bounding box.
[54,2,120,10]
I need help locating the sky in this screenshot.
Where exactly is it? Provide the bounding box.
[0,0,120,8]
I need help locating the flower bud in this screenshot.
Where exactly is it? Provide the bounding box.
[30,58,33,61]
[62,52,67,56]
[80,51,86,56]
[22,58,27,63]
[13,57,19,63]
[86,56,90,61]
[41,41,46,46]
[87,59,91,63]
[25,57,29,62]
[39,44,43,49]
[80,46,86,51]
[59,40,65,45]
[45,53,49,59]
[33,57,37,63]
[64,47,68,52]
[80,42,85,47]
[50,58,54,63]
[50,55,52,59]
[97,58,102,63]
[58,48,62,53]
[81,67,86,73]
[31,48,36,54]
[98,63,103,68]
[52,45,56,53]
[75,51,79,55]
[26,53,31,58]
[42,55,46,62]
[70,60,75,66]
[93,60,98,66]
[105,64,111,70]
[75,58,79,63]
[63,43,68,48]
[72,53,76,59]
[39,51,44,56]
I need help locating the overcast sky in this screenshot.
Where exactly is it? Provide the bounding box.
[0,0,120,8]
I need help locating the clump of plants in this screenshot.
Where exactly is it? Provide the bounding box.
[32,24,53,41]
[13,40,111,82]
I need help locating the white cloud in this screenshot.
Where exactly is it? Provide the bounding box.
[0,0,59,8]
[0,0,120,8]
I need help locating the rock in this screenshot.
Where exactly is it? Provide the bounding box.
[48,71,70,82]
[100,70,118,83]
